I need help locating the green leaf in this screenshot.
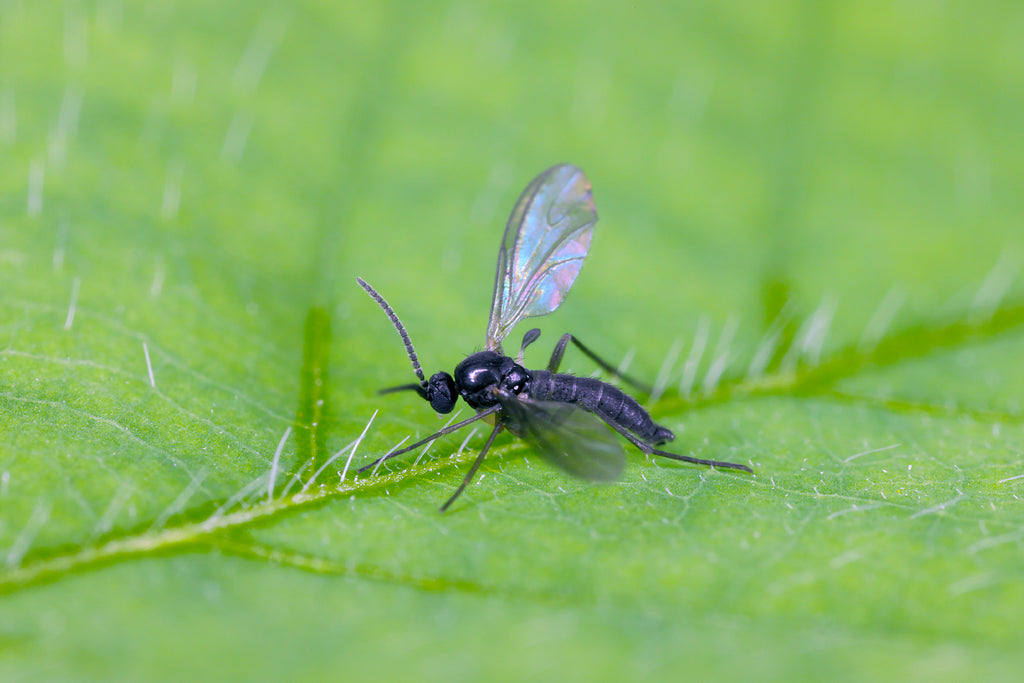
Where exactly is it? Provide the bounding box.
[3,1,1023,680]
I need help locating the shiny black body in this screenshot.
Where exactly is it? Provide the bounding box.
[454,350,674,446]
[355,272,759,509]
[355,163,752,513]
[357,282,753,513]
[528,370,673,444]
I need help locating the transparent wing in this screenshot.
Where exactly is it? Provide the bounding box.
[499,395,625,482]
[485,164,597,352]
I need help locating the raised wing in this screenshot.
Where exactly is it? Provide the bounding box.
[485,164,597,352]
[499,395,625,482]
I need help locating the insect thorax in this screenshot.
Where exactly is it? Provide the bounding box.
[454,351,532,409]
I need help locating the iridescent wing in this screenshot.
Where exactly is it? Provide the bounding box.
[498,394,625,482]
[485,164,597,352]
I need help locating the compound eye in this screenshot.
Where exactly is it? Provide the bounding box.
[426,372,457,413]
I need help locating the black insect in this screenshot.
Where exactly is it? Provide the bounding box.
[358,164,752,511]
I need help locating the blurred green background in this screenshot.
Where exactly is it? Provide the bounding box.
[2,1,1024,680]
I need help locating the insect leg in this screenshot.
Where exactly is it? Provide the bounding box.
[440,422,504,513]
[598,414,753,473]
[548,334,653,394]
[358,405,501,473]
[547,334,572,372]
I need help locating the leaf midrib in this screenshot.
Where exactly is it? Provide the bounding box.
[4,297,1024,595]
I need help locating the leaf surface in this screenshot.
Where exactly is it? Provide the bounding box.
[2,2,1023,681]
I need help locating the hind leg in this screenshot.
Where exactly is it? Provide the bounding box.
[548,334,653,395]
[599,413,751,473]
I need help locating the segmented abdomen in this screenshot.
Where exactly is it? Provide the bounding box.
[528,371,674,444]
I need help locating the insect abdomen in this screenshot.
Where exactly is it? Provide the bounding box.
[529,371,674,445]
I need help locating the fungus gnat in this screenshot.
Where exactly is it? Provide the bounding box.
[358,164,752,511]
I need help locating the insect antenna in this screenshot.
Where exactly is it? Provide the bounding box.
[356,277,427,388]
